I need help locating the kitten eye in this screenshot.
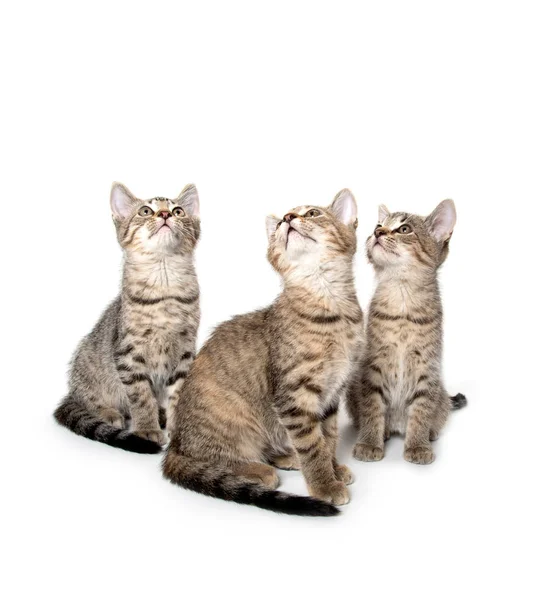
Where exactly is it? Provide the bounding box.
[305,209,321,218]
[172,207,185,217]
[138,206,154,217]
[397,224,412,234]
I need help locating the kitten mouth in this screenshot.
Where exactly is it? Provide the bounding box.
[150,223,172,238]
[372,238,393,252]
[286,223,315,247]
[370,241,400,258]
[370,240,390,256]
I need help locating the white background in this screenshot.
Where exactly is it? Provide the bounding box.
[1,2,552,599]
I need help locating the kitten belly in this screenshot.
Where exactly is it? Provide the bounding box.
[380,343,420,436]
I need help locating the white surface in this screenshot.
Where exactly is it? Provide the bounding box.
[1,2,552,599]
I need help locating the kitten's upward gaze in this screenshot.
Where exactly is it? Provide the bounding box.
[54,182,201,453]
[348,199,466,465]
[164,189,363,516]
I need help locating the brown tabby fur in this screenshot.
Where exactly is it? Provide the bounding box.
[163,189,362,516]
[348,200,466,465]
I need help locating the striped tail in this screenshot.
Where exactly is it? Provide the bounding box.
[450,393,468,410]
[54,396,162,454]
[162,449,338,517]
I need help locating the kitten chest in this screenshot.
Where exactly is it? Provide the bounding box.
[322,323,363,404]
[374,321,424,412]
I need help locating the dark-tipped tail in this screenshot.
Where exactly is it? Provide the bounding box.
[54,396,162,454]
[450,393,468,410]
[162,449,338,517]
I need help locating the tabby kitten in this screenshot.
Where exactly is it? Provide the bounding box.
[348,200,466,465]
[163,189,363,516]
[54,182,201,453]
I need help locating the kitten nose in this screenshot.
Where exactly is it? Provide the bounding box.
[375,227,388,237]
[283,212,299,223]
[159,211,170,219]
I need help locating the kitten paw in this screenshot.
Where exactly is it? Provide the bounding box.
[404,446,435,465]
[353,443,384,462]
[99,408,125,429]
[134,429,167,446]
[309,481,350,506]
[262,471,280,490]
[335,464,355,485]
[429,430,440,442]
[272,454,300,471]
[236,463,280,489]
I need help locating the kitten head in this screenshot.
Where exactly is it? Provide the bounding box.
[366,200,456,273]
[265,189,358,277]
[110,183,200,255]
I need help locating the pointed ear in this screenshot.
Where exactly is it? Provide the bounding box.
[176,184,200,218]
[426,199,456,242]
[265,215,280,241]
[110,182,137,220]
[378,204,390,223]
[330,188,357,226]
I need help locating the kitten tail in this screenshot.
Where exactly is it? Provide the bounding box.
[162,449,339,517]
[450,393,468,410]
[54,396,162,454]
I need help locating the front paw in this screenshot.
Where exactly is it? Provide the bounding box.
[134,429,167,446]
[404,445,435,465]
[309,481,350,506]
[353,443,384,462]
[335,464,355,485]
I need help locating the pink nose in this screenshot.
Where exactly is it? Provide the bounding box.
[159,211,170,219]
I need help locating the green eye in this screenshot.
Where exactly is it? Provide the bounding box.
[172,207,185,217]
[305,209,321,218]
[138,206,154,217]
[397,224,412,234]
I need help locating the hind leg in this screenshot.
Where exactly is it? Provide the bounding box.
[235,462,280,490]
[429,390,450,442]
[271,454,301,471]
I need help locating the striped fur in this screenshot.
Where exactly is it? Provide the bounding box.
[54,183,201,453]
[164,189,363,515]
[347,200,466,465]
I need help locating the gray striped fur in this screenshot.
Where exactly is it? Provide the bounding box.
[54,183,201,453]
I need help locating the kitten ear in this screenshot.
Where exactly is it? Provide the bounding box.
[330,188,357,226]
[265,215,280,241]
[110,182,137,220]
[177,184,200,218]
[378,204,390,223]
[426,199,457,242]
